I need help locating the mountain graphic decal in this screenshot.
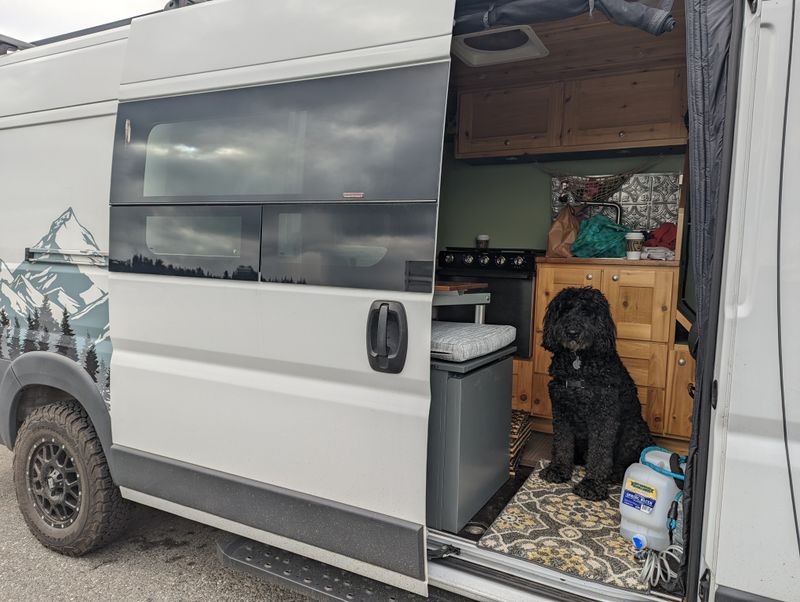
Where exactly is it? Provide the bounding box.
[0,207,111,402]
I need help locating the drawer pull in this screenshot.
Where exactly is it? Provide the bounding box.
[678,358,687,366]
[612,274,620,282]
[520,394,528,402]
[618,130,626,138]
[586,274,593,281]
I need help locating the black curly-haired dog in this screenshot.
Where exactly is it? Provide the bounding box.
[539,287,654,501]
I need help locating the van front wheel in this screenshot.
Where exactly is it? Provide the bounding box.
[12,401,130,555]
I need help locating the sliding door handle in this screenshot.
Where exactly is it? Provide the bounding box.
[366,301,408,374]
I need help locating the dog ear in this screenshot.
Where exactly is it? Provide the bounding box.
[542,291,566,352]
[590,291,617,354]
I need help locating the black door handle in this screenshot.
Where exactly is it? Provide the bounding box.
[366,301,408,373]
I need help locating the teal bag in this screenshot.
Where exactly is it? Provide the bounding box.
[571,215,630,258]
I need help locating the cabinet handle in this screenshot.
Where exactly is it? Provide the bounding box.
[504,139,511,146]
[612,274,620,281]
[618,130,626,138]
[678,358,687,366]
[520,394,528,402]
[586,274,593,280]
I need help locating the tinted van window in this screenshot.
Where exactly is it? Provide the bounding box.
[111,63,449,204]
[110,205,261,281]
[260,203,436,292]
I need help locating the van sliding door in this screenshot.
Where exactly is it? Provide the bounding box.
[107,1,455,595]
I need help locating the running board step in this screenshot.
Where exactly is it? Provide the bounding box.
[217,536,461,602]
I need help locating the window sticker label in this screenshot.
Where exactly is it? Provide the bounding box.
[622,479,657,514]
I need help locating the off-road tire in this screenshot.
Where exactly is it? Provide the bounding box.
[12,400,130,555]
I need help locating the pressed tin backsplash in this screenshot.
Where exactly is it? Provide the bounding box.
[550,173,681,232]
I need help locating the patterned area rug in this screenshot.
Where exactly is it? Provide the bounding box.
[478,463,648,593]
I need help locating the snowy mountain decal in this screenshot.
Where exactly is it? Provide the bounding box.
[0,208,110,400]
[33,207,101,254]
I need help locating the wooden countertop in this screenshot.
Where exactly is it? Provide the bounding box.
[536,257,679,267]
[434,281,489,292]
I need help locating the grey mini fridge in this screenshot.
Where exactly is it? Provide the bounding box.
[426,347,514,534]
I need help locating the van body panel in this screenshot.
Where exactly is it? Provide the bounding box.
[708,1,800,599]
[777,0,800,561]
[106,1,456,594]
[120,0,455,88]
[0,30,127,117]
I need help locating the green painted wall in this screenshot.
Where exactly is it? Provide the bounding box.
[437,148,685,250]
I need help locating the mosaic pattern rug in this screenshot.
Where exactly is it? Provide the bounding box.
[478,463,648,593]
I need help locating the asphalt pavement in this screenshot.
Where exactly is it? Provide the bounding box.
[0,445,310,602]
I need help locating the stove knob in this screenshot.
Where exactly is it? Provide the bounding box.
[495,255,506,267]
[443,253,455,264]
[463,254,475,265]
[513,255,525,267]
[479,254,491,266]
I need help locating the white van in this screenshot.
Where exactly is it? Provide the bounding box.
[0,1,798,600]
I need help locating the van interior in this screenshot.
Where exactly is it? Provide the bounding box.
[428,1,693,597]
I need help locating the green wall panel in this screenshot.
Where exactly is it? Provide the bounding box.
[437,148,685,250]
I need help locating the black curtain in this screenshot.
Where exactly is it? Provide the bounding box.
[682,0,739,597]
[453,0,677,36]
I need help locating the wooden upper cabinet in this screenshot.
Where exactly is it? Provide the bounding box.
[456,68,687,158]
[534,265,602,332]
[457,83,564,157]
[562,68,687,150]
[602,268,674,343]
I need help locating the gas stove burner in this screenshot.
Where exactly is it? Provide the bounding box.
[436,247,544,274]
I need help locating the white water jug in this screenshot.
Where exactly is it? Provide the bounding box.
[619,447,683,552]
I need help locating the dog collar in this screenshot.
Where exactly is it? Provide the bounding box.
[561,378,585,389]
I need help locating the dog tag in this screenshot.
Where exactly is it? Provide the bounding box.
[572,355,582,370]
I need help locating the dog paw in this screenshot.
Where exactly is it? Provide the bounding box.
[573,478,609,501]
[539,464,573,483]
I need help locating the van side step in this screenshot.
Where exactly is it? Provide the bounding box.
[216,536,460,602]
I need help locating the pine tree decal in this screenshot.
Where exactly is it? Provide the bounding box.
[56,308,78,361]
[10,318,21,359]
[0,308,9,329]
[84,341,99,382]
[38,326,50,352]
[39,296,58,333]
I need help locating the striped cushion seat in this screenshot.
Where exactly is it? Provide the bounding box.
[430,321,516,362]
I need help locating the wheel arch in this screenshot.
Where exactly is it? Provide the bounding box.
[0,352,112,462]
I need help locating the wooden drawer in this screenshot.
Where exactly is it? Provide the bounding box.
[531,373,665,434]
[617,339,668,389]
[638,386,666,435]
[533,334,667,389]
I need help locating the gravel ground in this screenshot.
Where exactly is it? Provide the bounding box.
[0,445,315,602]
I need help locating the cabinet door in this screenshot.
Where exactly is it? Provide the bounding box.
[665,345,695,439]
[457,83,564,156]
[562,68,687,150]
[512,358,533,413]
[602,268,674,343]
[534,265,602,332]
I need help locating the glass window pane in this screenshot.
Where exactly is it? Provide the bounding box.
[145,215,243,257]
[260,203,436,292]
[111,63,449,203]
[110,205,261,281]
